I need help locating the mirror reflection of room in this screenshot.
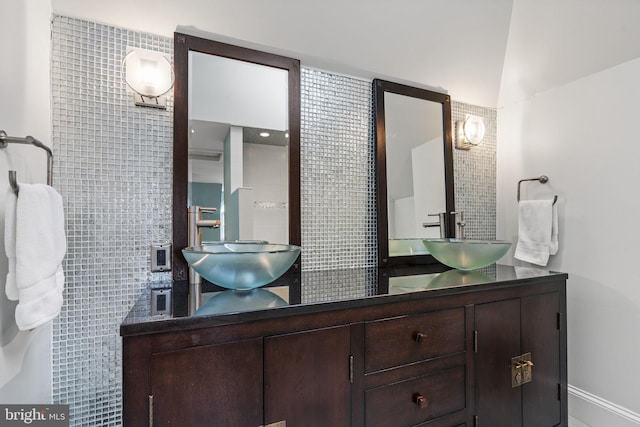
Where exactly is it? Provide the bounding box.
[188,51,289,243]
[384,92,446,242]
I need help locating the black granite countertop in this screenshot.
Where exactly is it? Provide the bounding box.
[120,264,567,337]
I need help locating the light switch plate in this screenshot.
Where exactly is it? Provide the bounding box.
[151,244,171,272]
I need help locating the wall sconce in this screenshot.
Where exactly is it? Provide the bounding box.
[455,114,486,150]
[123,47,174,109]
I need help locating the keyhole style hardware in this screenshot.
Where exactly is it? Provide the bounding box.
[519,360,534,383]
[511,352,534,387]
[414,332,428,343]
[413,393,428,408]
[515,371,522,385]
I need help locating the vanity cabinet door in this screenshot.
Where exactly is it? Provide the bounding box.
[521,292,562,427]
[150,338,263,427]
[475,298,522,426]
[264,325,352,427]
[475,291,563,427]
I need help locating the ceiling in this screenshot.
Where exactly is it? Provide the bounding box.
[189,120,289,153]
[52,0,640,108]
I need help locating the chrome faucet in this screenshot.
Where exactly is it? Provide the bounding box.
[187,206,221,315]
[451,211,466,239]
[423,212,447,238]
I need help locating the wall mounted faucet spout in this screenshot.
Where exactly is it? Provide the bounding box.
[187,206,221,315]
[424,212,447,238]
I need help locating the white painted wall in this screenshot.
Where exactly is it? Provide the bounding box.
[411,137,446,238]
[389,138,446,240]
[223,126,245,240]
[244,143,288,243]
[390,196,415,239]
[0,0,53,403]
[497,57,640,425]
[189,51,288,131]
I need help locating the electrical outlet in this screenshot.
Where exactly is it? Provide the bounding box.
[151,244,171,272]
[151,289,172,316]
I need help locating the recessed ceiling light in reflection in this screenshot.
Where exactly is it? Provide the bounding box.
[259,132,270,137]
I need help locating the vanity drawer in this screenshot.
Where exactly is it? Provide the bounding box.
[365,365,466,427]
[365,307,465,373]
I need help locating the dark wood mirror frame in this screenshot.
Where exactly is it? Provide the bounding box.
[172,32,301,290]
[374,79,455,267]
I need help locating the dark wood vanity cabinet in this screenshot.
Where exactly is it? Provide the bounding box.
[122,270,567,427]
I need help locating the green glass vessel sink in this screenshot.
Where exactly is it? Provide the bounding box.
[182,241,301,290]
[423,238,512,271]
[194,288,288,316]
[389,238,431,256]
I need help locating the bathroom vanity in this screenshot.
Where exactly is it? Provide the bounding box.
[120,265,568,427]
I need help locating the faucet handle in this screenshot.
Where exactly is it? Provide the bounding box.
[451,211,466,238]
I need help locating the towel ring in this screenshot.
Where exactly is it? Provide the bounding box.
[0,130,53,195]
[517,175,558,205]
[9,171,19,194]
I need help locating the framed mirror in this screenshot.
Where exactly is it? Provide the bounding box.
[374,79,454,267]
[172,33,301,285]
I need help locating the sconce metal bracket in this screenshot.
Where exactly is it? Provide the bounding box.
[134,93,168,109]
[455,120,474,150]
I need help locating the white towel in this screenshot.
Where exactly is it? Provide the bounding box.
[549,202,559,255]
[4,184,66,330]
[514,199,558,266]
[4,189,18,300]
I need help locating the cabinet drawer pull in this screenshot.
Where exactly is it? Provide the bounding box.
[413,393,428,408]
[414,332,427,343]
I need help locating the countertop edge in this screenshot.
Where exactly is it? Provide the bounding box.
[120,267,568,337]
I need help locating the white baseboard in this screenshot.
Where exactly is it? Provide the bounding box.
[569,385,640,427]
[569,416,591,427]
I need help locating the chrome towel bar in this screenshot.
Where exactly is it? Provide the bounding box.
[517,175,558,205]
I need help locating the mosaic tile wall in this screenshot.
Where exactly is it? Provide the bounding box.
[301,268,378,303]
[51,16,173,426]
[451,101,497,240]
[50,15,496,427]
[300,69,377,270]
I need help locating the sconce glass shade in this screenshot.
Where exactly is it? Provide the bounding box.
[463,115,485,145]
[123,47,174,108]
[455,114,486,150]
